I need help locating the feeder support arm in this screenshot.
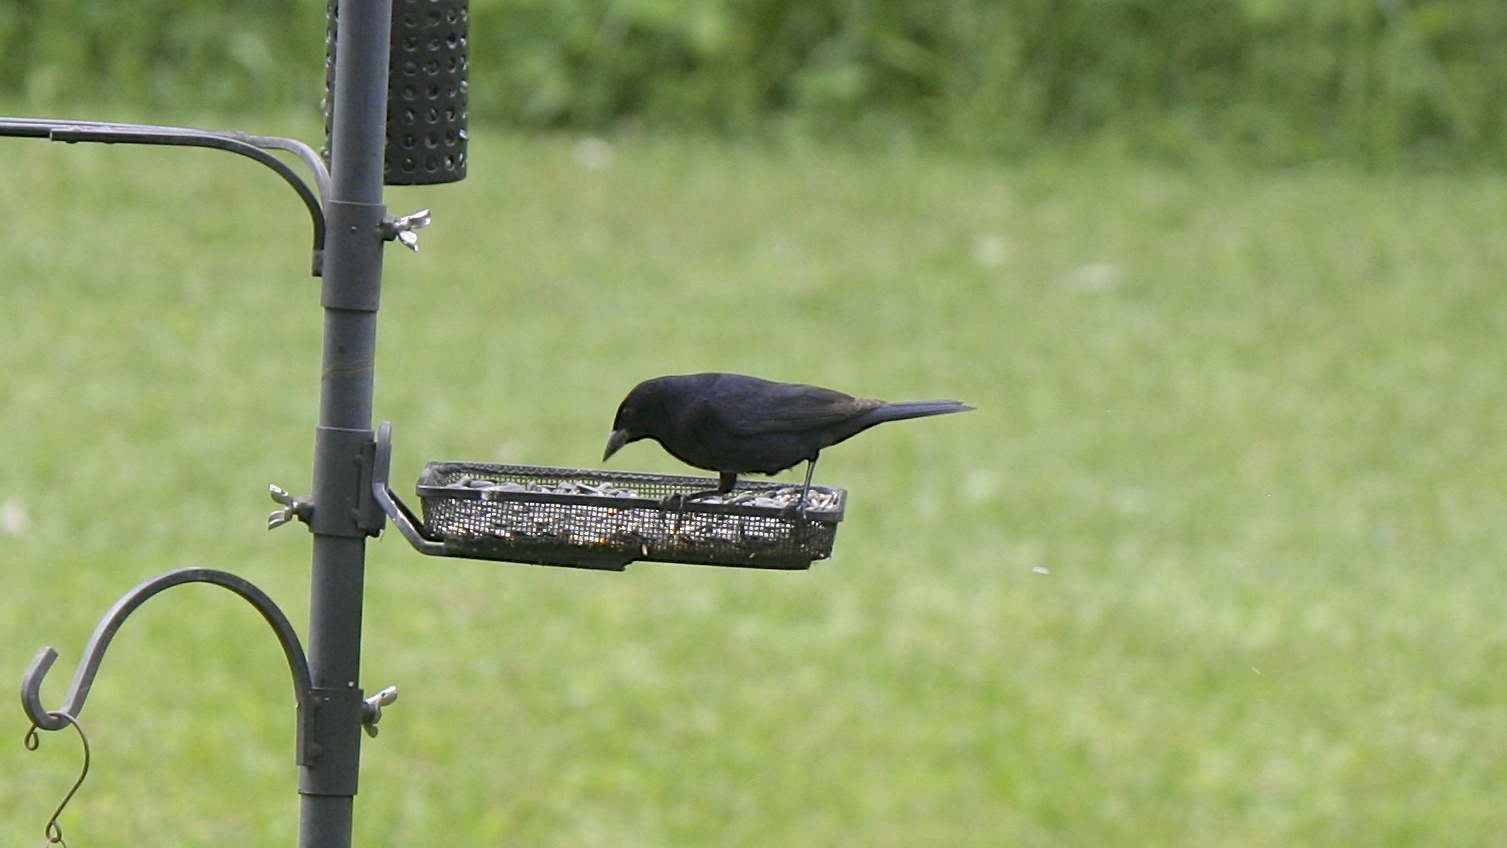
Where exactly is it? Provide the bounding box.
[0,118,329,275]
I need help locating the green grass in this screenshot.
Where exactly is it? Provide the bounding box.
[4,120,1507,846]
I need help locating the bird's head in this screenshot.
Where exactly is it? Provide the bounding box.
[603,377,677,462]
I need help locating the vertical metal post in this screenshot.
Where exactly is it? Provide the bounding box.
[302,1,392,847]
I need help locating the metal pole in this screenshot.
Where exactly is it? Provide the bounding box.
[301,1,393,846]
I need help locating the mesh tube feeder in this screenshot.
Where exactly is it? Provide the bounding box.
[325,0,469,185]
[372,423,845,570]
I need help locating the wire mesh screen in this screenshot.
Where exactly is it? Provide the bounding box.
[417,462,844,570]
[384,0,468,184]
[324,0,469,185]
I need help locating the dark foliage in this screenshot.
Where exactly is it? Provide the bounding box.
[3,0,1505,165]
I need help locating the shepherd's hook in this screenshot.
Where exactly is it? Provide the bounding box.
[19,568,312,732]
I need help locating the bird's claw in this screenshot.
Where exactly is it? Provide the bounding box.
[658,489,723,513]
[658,493,692,512]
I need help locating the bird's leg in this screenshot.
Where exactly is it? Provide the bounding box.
[660,471,738,511]
[781,459,818,522]
[716,470,737,495]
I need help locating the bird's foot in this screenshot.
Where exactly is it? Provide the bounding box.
[658,493,691,512]
[777,495,813,524]
[657,489,720,512]
[790,479,823,523]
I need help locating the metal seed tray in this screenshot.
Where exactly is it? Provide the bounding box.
[415,461,845,570]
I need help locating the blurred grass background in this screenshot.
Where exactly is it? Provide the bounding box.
[5,0,1507,845]
[5,126,1507,846]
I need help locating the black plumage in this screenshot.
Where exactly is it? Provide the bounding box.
[603,372,973,504]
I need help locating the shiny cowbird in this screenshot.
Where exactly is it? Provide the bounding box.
[603,372,973,507]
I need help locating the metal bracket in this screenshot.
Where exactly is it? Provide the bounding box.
[307,426,386,538]
[371,421,447,556]
[298,685,366,795]
[320,201,388,311]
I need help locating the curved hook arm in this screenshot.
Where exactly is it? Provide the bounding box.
[0,118,332,201]
[20,568,311,732]
[0,117,328,276]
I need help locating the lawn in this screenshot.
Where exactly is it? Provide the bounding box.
[3,118,1507,846]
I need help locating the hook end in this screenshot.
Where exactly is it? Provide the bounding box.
[21,647,67,731]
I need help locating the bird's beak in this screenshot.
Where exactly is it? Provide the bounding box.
[603,428,630,462]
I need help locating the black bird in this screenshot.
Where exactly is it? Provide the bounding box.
[603,372,973,507]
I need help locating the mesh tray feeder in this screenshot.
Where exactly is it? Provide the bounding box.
[372,425,846,571]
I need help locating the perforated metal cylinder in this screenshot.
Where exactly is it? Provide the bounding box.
[324,0,469,185]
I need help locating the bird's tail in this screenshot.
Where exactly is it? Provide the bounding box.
[867,399,975,424]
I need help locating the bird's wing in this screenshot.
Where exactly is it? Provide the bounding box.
[717,382,884,435]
